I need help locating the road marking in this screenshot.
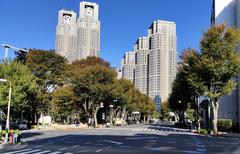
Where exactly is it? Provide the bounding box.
[182,150,201,154]
[48,152,61,154]
[36,150,50,154]
[85,142,92,145]
[64,153,73,154]
[19,149,42,154]
[59,148,67,151]
[145,146,174,151]
[196,148,207,152]
[3,148,32,154]
[96,146,112,153]
[72,145,79,148]
[196,144,206,148]
[101,140,122,145]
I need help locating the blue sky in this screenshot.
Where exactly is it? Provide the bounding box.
[0,0,212,67]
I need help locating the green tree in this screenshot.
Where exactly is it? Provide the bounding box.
[51,85,78,123]
[185,25,240,134]
[72,62,117,127]
[168,64,194,122]
[24,49,67,114]
[0,61,36,122]
[160,101,171,121]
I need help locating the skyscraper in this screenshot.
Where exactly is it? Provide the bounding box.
[56,1,100,63]
[56,10,77,63]
[77,1,100,59]
[148,20,177,103]
[121,20,177,107]
[134,37,149,95]
[121,51,136,82]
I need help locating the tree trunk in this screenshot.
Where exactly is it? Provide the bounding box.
[143,115,146,124]
[93,105,100,128]
[211,99,219,135]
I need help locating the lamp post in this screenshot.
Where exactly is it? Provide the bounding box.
[0,79,12,143]
[109,104,114,126]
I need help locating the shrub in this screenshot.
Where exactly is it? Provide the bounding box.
[0,129,21,141]
[197,128,209,135]
[217,119,233,132]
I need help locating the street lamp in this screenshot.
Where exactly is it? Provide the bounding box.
[0,79,12,143]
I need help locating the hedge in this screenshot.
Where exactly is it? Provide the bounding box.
[217,119,233,132]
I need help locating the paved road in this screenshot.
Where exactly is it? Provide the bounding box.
[0,124,239,154]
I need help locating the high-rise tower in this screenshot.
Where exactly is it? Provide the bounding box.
[56,1,100,62]
[121,51,136,82]
[77,1,100,59]
[134,37,149,95]
[121,20,177,108]
[148,20,177,103]
[56,10,77,63]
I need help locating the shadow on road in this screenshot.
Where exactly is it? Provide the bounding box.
[1,125,239,154]
[21,132,43,139]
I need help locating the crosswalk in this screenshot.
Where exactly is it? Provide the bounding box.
[131,127,186,133]
[2,148,73,154]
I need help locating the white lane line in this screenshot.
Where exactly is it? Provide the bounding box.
[85,142,92,145]
[59,148,67,151]
[182,150,201,154]
[48,152,61,154]
[36,150,50,154]
[19,149,42,154]
[3,149,33,154]
[72,145,79,148]
[96,146,112,153]
[64,153,73,154]
[102,140,122,145]
[196,148,207,152]
[196,144,206,148]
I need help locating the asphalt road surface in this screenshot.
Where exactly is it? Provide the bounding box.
[0,124,240,154]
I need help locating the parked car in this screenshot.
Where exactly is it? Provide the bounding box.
[16,121,28,130]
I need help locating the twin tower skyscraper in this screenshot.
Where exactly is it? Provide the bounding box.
[56,1,100,63]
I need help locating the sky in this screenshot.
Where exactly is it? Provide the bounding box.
[0,0,212,67]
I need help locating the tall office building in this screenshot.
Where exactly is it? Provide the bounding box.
[77,1,100,59]
[121,51,136,82]
[121,20,177,107]
[56,10,77,63]
[148,20,177,103]
[211,0,240,129]
[134,37,149,95]
[56,1,100,63]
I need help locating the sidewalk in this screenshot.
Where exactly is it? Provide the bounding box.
[218,132,240,139]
